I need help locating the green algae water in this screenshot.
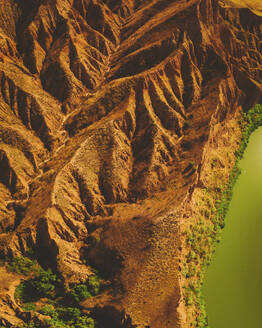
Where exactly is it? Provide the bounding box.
[203,126,262,328]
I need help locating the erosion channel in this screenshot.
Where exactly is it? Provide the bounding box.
[203,126,262,328]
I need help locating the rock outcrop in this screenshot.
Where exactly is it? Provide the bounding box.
[0,0,262,327]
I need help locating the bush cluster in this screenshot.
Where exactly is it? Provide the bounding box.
[7,256,37,276]
[39,305,95,328]
[10,256,100,328]
[22,303,37,312]
[69,274,100,303]
[15,267,57,302]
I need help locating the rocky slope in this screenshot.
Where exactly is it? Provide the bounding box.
[0,0,262,327]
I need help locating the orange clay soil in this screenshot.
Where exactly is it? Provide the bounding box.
[0,0,262,327]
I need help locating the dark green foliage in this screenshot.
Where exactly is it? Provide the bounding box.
[19,324,43,328]
[15,281,31,302]
[22,302,36,312]
[39,305,95,328]
[39,305,57,317]
[7,256,37,275]
[74,316,95,328]
[44,316,95,328]
[15,267,57,302]
[44,319,65,328]
[39,306,64,327]
[10,254,99,328]
[70,284,92,302]
[88,275,100,295]
[70,275,100,303]
[57,307,81,322]
[31,267,56,298]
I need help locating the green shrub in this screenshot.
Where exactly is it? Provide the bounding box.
[70,275,100,303]
[185,293,194,306]
[15,281,31,302]
[10,256,99,328]
[31,267,56,298]
[70,284,92,303]
[42,306,95,328]
[39,305,58,318]
[44,315,95,328]
[19,323,43,328]
[7,256,37,275]
[74,316,95,328]
[15,267,57,302]
[39,305,64,327]
[57,307,81,322]
[88,275,100,295]
[44,318,65,328]
[22,302,36,312]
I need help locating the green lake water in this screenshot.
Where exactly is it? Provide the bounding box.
[203,126,262,328]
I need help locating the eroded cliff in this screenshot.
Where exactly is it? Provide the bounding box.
[0,0,262,327]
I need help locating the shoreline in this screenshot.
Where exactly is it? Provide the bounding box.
[178,104,262,328]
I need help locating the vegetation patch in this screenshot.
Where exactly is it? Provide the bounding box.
[39,305,95,328]
[14,267,57,302]
[7,256,37,276]
[69,275,100,302]
[21,302,37,312]
[2,254,101,327]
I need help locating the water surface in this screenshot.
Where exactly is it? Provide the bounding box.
[203,126,262,328]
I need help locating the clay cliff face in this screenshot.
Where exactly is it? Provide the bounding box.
[0,0,262,327]
[219,0,262,16]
